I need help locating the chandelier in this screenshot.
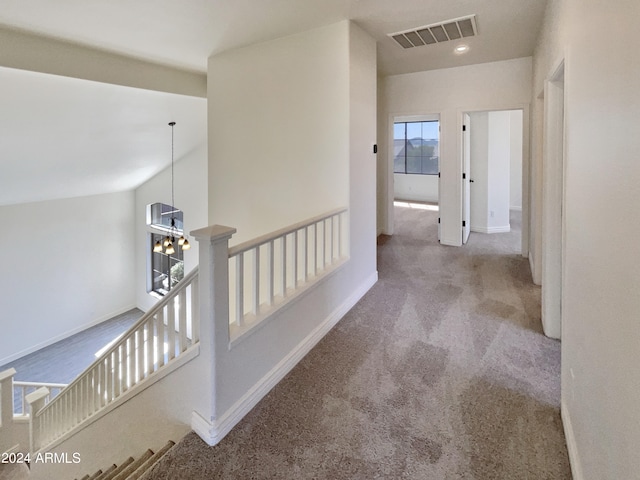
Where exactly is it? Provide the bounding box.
[153,122,190,255]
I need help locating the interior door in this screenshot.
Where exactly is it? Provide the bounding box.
[462,113,471,244]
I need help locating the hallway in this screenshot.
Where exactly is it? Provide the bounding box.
[143,205,571,479]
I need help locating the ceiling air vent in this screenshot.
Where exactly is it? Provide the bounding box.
[389,15,478,49]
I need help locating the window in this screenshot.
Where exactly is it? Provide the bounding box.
[147,203,185,296]
[393,121,440,175]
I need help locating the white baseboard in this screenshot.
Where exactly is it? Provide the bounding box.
[192,271,379,446]
[471,224,511,234]
[561,400,584,480]
[0,304,137,366]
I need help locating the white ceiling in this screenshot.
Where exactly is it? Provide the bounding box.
[0,0,547,206]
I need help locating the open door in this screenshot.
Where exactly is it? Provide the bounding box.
[462,113,471,244]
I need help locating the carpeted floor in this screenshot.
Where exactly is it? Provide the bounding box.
[142,205,572,479]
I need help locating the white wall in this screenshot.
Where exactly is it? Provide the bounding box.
[393,174,438,203]
[203,20,377,431]
[534,1,640,478]
[510,110,523,210]
[0,192,136,365]
[379,57,532,245]
[487,111,511,231]
[208,22,349,244]
[134,142,208,312]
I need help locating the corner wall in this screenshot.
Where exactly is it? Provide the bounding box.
[0,192,136,365]
[203,20,377,437]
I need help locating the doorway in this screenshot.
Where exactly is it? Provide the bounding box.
[392,114,441,231]
[462,109,524,249]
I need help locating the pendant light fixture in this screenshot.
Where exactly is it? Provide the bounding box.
[153,122,191,254]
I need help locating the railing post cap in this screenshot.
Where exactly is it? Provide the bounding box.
[25,386,50,405]
[190,225,236,242]
[0,368,17,382]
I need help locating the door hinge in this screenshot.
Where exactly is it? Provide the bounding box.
[438,172,441,178]
[462,220,466,227]
[463,173,466,179]
[463,125,467,132]
[438,218,441,224]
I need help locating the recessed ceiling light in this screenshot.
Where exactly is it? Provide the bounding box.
[454,44,469,54]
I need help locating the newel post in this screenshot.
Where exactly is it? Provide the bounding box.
[26,387,49,453]
[0,368,16,429]
[190,225,236,428]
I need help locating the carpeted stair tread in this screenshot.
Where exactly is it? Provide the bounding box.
[92,463,118,480]
[131,441,175,480]
[110,450,154,480]
[95,456,134,480]
[87,469,104,480]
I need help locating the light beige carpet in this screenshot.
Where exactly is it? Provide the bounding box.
[142,206,571,479]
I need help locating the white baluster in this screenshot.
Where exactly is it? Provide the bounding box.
[114,348,121,399]
[293,230,298,288]
[303,227,308,281]
[157,311,165,368]
[191,277,200,342]
[268,240,275,305]
[338,213,343,258]
[330,216,335,262]
[105,355,112,405]
[252,247,260,315]
[126,336,134,390]
[167,304,176,361]
[146,319,154,375]
[236,253,244,326]
[179,290,187,352]
[281,235,287,297]
[136,328,144,382]
[322,219,327,268]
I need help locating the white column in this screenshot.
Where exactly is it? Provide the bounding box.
[0,368,16,430]
[26,387,49,453]
[190,224,236,439]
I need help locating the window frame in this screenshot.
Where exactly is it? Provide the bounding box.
[146,203,186,298]
[393,119,440,176]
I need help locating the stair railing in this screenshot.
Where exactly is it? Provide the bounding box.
[227,207,348,338]
[28,268,199,452]
[13,380,67,416]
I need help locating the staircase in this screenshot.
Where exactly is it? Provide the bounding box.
[74,441,175,480]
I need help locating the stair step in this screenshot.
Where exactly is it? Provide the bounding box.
[110,451,153,480]
[92,463,118,480]
[128,441,175,480]
[87,469,104,480]
[95,457,134,480]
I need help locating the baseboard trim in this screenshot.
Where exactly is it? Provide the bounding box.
[471,224,511,234]
[192,271,379,446]
[561,400,584,480]
[0,304,137,366]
